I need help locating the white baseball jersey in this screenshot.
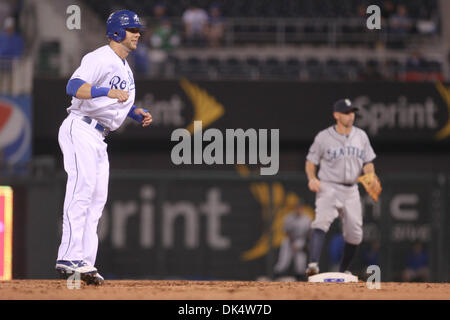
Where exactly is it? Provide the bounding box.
[68,45,136,131]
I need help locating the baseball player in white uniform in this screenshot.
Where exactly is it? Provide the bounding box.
[55,10,152,285]
[304,99,377,277]
[273,203,312,281]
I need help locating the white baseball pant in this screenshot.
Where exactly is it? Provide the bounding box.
[56,112,109,266]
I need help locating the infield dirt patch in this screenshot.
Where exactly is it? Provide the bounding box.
[0,280,449,300]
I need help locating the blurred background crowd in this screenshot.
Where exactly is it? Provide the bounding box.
[0,0,445,91]
[102,0,443,81]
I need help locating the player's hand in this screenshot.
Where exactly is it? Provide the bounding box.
[108,89,129,102]
[134,108,153,127]
[308,178,321,192]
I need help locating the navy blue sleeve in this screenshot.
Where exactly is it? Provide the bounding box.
[66,78,86,97]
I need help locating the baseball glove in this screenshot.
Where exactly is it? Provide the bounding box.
[357,172,382,202]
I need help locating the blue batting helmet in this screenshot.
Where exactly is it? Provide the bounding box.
[106,10,144,42]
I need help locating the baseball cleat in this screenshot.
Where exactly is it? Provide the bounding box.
[56,269,72,279]
[343,270,353,275]
[306,262,319,277]
[55,260,97,277]
[83,272,105,286]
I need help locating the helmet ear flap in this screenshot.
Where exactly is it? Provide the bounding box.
[116,28,126,42]
[108,28,126,42]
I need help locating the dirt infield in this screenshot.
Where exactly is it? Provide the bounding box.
[0,280,449,300]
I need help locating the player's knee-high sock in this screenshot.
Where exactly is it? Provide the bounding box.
[339,242,358,272]
[308,229,326,264]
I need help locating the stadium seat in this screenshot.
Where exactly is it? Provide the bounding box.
[386,58,402,71]
[325,58,346,80]
[179,56,209,78]
[244,56,261,78]
[284,57,303,78]
[245,56,261,70]
[80,0,440,51]
[261,57,284,77]
[76,0,441,81]
[406,58,427,73]
[427,60,442,73]
[218,57,248,78]
[206,57,220,71]
[305,58,323,80]
[343,58,363,78]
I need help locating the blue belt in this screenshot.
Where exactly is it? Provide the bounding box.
[82,116,110,137]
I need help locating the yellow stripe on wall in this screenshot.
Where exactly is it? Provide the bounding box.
[0,186,13,280]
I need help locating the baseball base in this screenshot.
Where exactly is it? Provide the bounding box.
[308,272,358,283]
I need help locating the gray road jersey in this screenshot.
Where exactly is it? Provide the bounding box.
[283,213,311,241]
[306,126,376,184]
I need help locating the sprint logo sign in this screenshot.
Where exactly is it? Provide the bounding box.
[122,78,225,132]
[170,79,279,175]
[179,78,225,134]
[434,82,450,140]
[237,165,315,261]
[354,82,450,141]
[354,96,439,136]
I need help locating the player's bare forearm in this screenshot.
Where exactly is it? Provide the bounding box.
[305,160,318,181]
[362,162,375,174]
[133,107,153,127]
[306,160,321,192]
[75,83,94,99]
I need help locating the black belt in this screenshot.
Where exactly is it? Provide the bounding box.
[82,116,110,137]
[325,181,355,187]
[339,183,355,187]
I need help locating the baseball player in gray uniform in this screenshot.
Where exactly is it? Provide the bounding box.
[273,202,312,281]
[304,99,377,277]
[55,10,152,285]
